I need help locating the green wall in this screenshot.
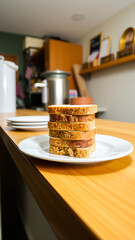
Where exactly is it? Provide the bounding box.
[0,31,25,84]
[0,31,43,93]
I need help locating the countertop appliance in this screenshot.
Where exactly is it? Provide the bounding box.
[35,69,70,110]
[0,56,18,112]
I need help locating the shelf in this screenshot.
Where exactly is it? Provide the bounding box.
[31,47,44,66]
[30,91,42,94]
[31,76,43,79]
[80,54,135,75]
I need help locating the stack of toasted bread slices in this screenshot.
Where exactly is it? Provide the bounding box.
[48,105,97,158]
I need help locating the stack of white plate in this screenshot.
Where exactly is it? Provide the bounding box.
[6,116,49,130]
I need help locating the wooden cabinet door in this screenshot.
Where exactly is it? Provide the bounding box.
[44,39,82,89]
[1,54,19,84]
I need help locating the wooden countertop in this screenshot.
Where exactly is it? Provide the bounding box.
[0,109,135,240]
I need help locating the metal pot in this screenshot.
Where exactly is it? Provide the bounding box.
[35,70,70,110]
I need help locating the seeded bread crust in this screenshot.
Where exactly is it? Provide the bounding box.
[50,114,95,122]
[49,143,96,158]
[48,120,95,131]
[48,105,97,115]
[50,137,95,148]
[49,128,96,140]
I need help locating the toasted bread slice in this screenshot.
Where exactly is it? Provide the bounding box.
[48,120,95,131]
[49,128,96,140]
[50,114,95,122]
[49,143,96,158]
[48,104,97,115]
[50,137,95,148]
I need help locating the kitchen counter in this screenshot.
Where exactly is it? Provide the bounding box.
[0,109,135,240]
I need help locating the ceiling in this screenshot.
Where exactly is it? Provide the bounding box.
[0,0,135,41]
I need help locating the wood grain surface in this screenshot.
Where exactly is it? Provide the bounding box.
[0,109,135,240]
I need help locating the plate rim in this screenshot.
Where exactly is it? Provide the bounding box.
[7,122,48,126]
[6,115,49,123]
[18,134,133,164]
[7,125,49,130]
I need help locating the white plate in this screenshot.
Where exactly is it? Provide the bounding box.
[7,122,48,126]
[7,124,48,130]
[7,116,49,123]
[18,134,133,163]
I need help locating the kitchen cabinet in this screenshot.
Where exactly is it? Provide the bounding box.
[25,40,82,108]
[1,53,19,83]
[25,74,43,109]
[44,39,82,89]
[24,47,44,109]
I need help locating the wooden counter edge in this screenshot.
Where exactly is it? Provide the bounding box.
[0,127,99,240]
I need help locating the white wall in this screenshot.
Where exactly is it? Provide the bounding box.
[75,3,135,123]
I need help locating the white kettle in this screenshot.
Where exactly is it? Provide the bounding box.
[0,56,18,113]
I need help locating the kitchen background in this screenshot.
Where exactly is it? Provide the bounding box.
[0,2,135,123]
[76,3,135,123]
[0,1,135,239]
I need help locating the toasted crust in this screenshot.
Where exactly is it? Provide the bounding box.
[48,105,97,115]
[49,143,96,158]
[50,114,95,122]
[50,137,95,148]
[48,120,95,131]
[49,128,96,140]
